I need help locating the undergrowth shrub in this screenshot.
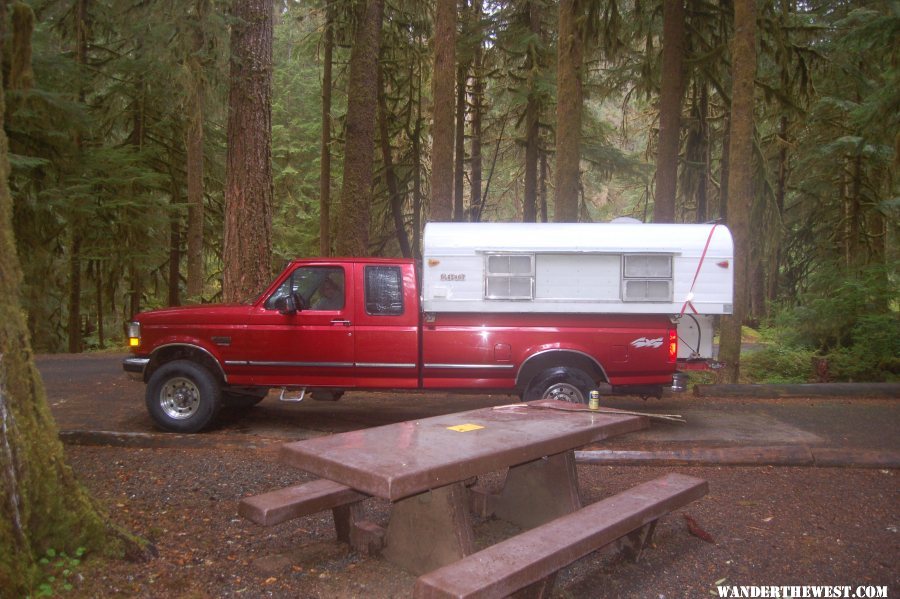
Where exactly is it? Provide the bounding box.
[824,314,900,381]
[740,345,815,383]
[751,265,900,383]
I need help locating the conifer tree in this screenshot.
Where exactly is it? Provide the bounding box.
[717,0,757,383]
[554,0,584,222]
[430,0,456,221]
[223,0,275,302]
[334,0,384,256]
[0,11,145,590]
[653,0,685,223]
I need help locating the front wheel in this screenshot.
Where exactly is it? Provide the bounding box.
[523,367,594,404]
[146,360,221,433]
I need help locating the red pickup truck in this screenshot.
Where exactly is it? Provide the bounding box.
[124,223,732,432]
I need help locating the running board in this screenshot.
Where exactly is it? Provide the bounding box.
[279,387,306,402]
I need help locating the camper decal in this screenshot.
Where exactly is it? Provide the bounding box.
[631,337,664,349]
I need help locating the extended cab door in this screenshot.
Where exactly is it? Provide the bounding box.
[352,262,420,388]
[231,263,356,387]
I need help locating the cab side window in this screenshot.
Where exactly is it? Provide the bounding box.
[265,267,345,311]
[309,270,345,310]
[365,266,403,315]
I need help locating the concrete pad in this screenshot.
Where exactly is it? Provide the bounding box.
[616,409,825,445]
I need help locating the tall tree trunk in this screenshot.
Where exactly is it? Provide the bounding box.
[127,9,148,318]
[319,0,334,256]
[168,165,182,307]
[539,151,548,222]
[0,28,144,593]
[412,111,424,256]
[411,74,424,257]
[66,233,82,352]
[185,0,208,300]
[334,0,384,256]
[653,0,685,223]
[749,240,765,323]
[719,114,730,221]
[168,218,180,307]
[430,0,456,221]
[469,0,484,222]
[0,0,6,47]
[453,59,467,221]
[129,263,141,318]
[696,81,709,223]
[767,115,788,305]
[95,264,104,349]
[223,0,274,302]
[377,59,411,257]
[717,0,756,383]
[554,0,583,222]
[844,152,863,269]
[67,0,89,353]
[9,3,34,91]
[522,0,542,223]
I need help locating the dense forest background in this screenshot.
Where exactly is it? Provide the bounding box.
[5,0,898,381]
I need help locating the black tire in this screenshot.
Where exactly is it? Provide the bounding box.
[523,367,594,404]
[145,360,221,433]
[222,387,268,409]
[310,389,344,402]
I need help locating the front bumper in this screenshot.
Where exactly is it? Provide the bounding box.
[123,357,149,380]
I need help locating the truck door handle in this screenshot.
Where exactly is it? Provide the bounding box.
[330,319,351,327]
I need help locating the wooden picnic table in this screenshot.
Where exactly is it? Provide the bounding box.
[277,400,649,574]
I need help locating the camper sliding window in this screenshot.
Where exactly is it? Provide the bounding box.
[622,254,673,302]
[485,254,534,300]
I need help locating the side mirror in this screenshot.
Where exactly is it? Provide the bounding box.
[276,295,298,315]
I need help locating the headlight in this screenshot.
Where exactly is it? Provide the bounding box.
[127,322,141,348]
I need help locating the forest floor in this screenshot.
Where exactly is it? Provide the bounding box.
[57,446,897,598]
[34,353,899,598]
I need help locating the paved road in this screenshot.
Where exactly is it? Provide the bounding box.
[39,352,900,464]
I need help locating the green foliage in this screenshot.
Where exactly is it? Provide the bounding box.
[744,265,900,382]
[270,6,333,262]
[740,345,816,384]
[776,265,896,350]
[30,547,86,597]
[826,314,900,382]
[5,0,896,360]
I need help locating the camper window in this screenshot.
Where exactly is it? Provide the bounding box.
[485,254,534,300]
[622,254,673,302]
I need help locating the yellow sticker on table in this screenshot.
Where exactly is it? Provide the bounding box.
[447,423,484,432]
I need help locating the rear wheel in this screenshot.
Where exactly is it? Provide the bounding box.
[146,360,221,433]
[523,367,594,404]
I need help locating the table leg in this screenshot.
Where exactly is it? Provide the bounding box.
[382,482,475,575]
[491,450,581,529]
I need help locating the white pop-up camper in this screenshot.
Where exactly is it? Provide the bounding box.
[421,222,734,361]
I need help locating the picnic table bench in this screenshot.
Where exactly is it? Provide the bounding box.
[238,400,709,597]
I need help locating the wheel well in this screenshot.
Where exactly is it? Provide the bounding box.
[145,344,225,384]
[516,350,608,393]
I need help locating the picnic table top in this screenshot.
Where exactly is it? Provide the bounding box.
[279,400,648,501]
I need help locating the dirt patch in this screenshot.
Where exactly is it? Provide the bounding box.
[60,445,898,598]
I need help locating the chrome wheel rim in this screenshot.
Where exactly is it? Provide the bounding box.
[543,382,585,403]
[159,377,201,420]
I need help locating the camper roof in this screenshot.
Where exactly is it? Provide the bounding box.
[423,222,731,256]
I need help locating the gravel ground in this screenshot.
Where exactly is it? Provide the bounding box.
[55,445,899,598]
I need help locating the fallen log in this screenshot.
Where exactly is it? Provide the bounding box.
[693,383,900,399]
